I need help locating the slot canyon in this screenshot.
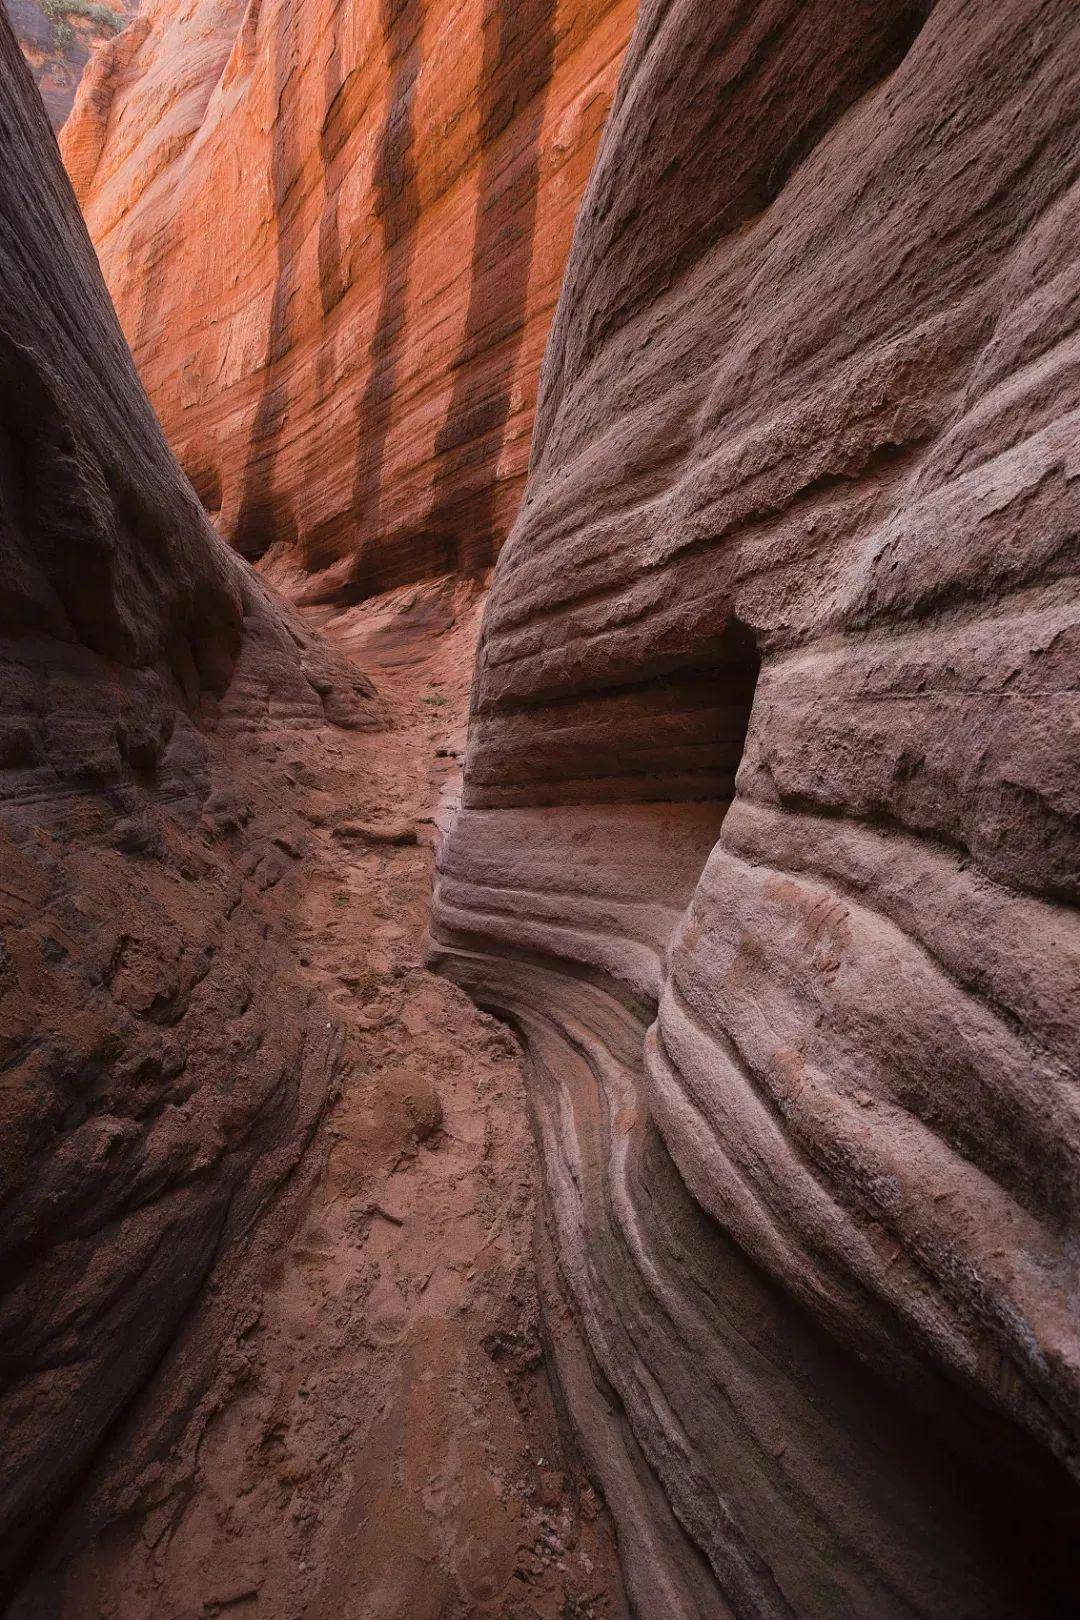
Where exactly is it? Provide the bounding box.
[1,0,1078,1616]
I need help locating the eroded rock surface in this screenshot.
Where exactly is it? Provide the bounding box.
[7,571,626,1620]
[0,16,375,1600]
[433,2,1080,1614]
[0,24,628,1617]
[60,0,636,593]
[6,0,133,130]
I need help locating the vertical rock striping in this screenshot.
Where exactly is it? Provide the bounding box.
[61,0,638,589]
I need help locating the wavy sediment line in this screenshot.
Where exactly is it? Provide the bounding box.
[432,934,1072,1617]
[432,1,1080,1611]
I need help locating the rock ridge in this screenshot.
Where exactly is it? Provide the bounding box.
[6,0,135,131]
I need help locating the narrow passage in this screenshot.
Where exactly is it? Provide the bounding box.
[64,577,626,1620]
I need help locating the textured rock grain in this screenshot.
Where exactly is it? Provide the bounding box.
[0,16,378,1601]
[61,0,636,592]
[433,1,1080,1614]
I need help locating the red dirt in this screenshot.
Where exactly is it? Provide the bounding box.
[49,578,627,1620]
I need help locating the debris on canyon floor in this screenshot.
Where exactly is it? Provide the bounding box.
[22,578,627,1620]
[4,1,1080,1615]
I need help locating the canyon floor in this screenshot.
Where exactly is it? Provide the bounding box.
[58,575,626,1620]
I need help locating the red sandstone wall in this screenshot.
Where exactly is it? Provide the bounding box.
[0,10,380,1589]
[62,0,636,590]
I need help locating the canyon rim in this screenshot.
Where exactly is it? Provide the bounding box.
[2,0,1080,1618]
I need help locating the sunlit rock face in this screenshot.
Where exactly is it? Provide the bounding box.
[60,0,637,593]
[0,16,377,1602]
[432,1,1080,1614]
[4,0,135,130]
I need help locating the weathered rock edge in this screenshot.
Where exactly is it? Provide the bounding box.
[432,1,1080,1614]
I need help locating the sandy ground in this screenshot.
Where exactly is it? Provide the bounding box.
[58,575,626,1620]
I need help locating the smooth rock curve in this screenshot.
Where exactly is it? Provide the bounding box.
[432,2,1080,1614]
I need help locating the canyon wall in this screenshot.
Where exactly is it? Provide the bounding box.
[432,0,1080,1614]
[0,14,378,1603]
[61,0,635,592]
[6,0,134,130]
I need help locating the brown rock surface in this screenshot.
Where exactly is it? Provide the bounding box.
[432,1,1080,1614]
[0,10,369,1592]
[60,0,636,592]
[1,19,623,1617]
[8,578,625,1620]
[6,0,134,130]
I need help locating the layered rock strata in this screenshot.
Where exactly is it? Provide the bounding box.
[432,1,1080,1614]
[60,0,636,591]
[0,17,377,1602]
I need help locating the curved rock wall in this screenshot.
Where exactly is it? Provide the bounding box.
[60,0,635,587]
[0,16,377,1600]
[432,0,1080,1613]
